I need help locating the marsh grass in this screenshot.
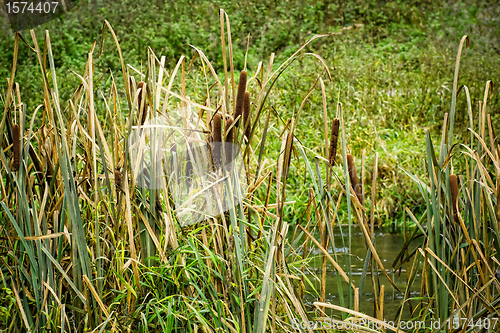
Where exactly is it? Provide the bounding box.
[395,36,500,330]
[1,10,391,333]
[0,7,497,333]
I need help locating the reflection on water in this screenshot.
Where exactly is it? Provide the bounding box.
[297,226,421,321]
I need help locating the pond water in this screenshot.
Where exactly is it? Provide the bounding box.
[299,226,421,321]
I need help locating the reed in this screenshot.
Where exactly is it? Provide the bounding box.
[12,123,20,172]
[347,154,363,205]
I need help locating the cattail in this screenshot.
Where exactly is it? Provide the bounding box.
[212,114,222,142]
[328,118,340,166]
[243,91,252,142]
[137,81,148,125]
[450,174,459,223]
[225,116,234,143]
[347,154,363,205]
[28,144,43,183]
[115,168,122,190]
[12,124,20,172]
[233,70,247,127]
[211,114,222,170]
[225,116,234,167]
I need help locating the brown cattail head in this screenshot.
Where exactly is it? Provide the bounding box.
[212,114,222,142]
[137,81,148,125]
[12,124,20,172]
[347,154,363,205]
[225,116,234,166]
[233,70,247,127]
[328,118,340,166]
[243,91,252,142]
[225,116,234,144]
[115,168,122,190]
[450,174,459,223]
[211,114,222,170]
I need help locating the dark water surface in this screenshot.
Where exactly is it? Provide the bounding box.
[297,226,421,321]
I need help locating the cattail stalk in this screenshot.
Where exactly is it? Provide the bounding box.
[328,119,340,166]
[347,154,363,205]
[450,174,459,223]
[243,91,251,142]
[233,71,247,127]
[12,124,20,172]
[137,81,148,125]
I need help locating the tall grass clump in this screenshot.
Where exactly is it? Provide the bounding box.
[5,9,491,333]
[395,35,500,330]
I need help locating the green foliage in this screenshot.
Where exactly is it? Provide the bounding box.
[0,286,15,329]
